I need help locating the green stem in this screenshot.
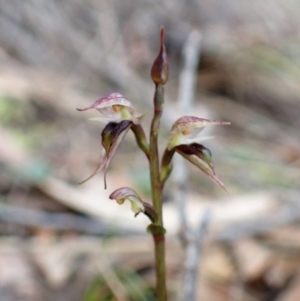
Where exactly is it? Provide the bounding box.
[153,230,166,301]
[131,123,150,160]
[160,148,175,186]
[149,84,167,301]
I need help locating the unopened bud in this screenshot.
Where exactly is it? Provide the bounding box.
[151,27,169,85]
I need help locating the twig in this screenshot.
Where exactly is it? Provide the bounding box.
[181,210,211,301]
[1,192,300,242]
[177,30,202,113]
[173,29,206,301]
[215,191,300,242]
[174,29,202,236]
[96,256,130,301]
[0,202,142,236]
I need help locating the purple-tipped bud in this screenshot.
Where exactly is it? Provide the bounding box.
[151,27,169,85]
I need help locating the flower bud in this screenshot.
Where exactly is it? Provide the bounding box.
[151,27,169,85]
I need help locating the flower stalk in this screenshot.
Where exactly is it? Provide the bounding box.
[160,148,175,185]
[150,84,164,223]
[149,84,167,301]
[131,123,150,160]
[147,26,169,301]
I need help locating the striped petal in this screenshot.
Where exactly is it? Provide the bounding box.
[77,93,143,124]
[168,116,230,150]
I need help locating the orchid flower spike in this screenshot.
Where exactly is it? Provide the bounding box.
[78,120,132,188]
[168,116,230,150]
[77,93,143,124]
[109,187,157,222]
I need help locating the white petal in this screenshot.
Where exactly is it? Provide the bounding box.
[89,117,121,123]
[184,135,214,144]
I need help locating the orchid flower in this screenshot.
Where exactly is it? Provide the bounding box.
[77,93,143,124]
[167,116,230,191]
[109,187,157,222]
[78,120,132,188]
[168,116,230,150]
[76,93,146,188]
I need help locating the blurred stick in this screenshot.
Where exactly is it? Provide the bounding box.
[97,256,130,301]
[177,31,202,113]
[0,202,142,236]
[181,210,211,301]
[172,30,207,301]
[215,190,300,242]
[174,30,202,232]
[1,194,300,241]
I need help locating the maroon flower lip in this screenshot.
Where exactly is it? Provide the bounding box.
[78,120,133,189]
[175,143,227,192]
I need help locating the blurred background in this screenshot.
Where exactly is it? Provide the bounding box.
[0,0,300,300]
